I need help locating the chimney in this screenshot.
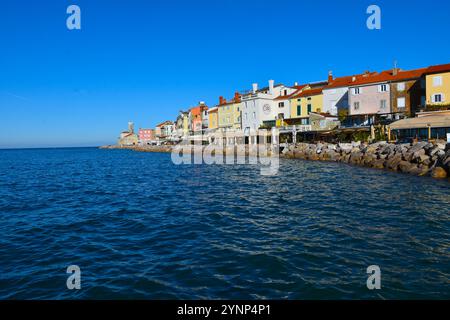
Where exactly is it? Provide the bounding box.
[393,68,399,76]
[294,81,298,86]
[328,71,333,83]
[234,92,240,103]
[352,76,356,82]
[219,96,225,105]
[252,83,258,94]
[268,80,274,94]
[199,101,205,105]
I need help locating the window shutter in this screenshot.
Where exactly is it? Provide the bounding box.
[431,95,435,103]
[442,94,446,102]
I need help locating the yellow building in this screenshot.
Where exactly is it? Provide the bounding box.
[290,87,324,119]
[182,113,190,135]
[425,64,450,106]
[208,107,219,130]
[217,93,242,130]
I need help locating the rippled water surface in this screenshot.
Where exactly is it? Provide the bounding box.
[0,147,449,299]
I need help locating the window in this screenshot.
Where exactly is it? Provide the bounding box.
[307,97,311,101]
[245,113,248,121]
[284,90,288,95]
[278,102,285,108]
[307,104,312,113]
[380,100,387,110]
[397,97,406,108]
[354,102,360,110]
[297,105,301,116]
[252,112,256,119]
[379,84,388,92]
[433,76,443,87]
[433,94,443,103]
[397,82,405,91]
[297,98,301,102]
[353,87,360,95]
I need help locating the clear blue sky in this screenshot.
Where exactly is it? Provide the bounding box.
[0,0,449,148]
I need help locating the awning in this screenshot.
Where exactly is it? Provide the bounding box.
[390,115,450,130]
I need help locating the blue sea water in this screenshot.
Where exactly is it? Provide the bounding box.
[0,147,449,299]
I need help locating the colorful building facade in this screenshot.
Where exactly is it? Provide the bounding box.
[138,128,155,145]
[425,63,450,106]
[208,107,219,130]
[190,102,209,133]
[217,93,242,130]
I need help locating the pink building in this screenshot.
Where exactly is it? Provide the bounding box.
[138,128,155,145]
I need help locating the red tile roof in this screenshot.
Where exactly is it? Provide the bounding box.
[325,72,377,89]
[425,63,450,75]
[293,87,323,98]
[348,68,427,87]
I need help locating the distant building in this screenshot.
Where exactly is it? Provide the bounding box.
[176,111,190,138]
[155,121,174,141]
[118,122,138,146]
[241,80,298,134]
[208,107,219,131]
[138,128,155,145]
[190,102,209,134]
[217,92,242,130]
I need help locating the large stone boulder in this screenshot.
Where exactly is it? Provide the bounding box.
[386,154,403,171]
[431,167,448,179]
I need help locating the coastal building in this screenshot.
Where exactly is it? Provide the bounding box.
[348,68,425,117]
[309,112,340,131]
[190,102,209,134]
[118,122,139,146]
[274,83,308,126]
[217,93,242,130]
[155,120,174,141]
[138,128,155,145]
[390,110,450,141]
[176,111,190,138]
[241,80,298,136]
[290,86,325,120]
[208,107,219,131]
[424,63,450,107]
[322,71,378,116]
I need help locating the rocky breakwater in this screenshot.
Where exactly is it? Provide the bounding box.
[281,141,450,180]
[99,145,173,153]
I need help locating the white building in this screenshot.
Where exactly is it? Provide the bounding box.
[241,80,297,136]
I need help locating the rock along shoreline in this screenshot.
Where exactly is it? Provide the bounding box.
[100,141,450,181]
[281,141,450,180]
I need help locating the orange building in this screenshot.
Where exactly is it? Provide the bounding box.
[190,102,209,133]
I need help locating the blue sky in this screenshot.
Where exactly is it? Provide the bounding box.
[0,0,449,148]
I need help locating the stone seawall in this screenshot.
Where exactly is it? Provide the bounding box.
[99,145,173,153]
[281,141,450,180]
